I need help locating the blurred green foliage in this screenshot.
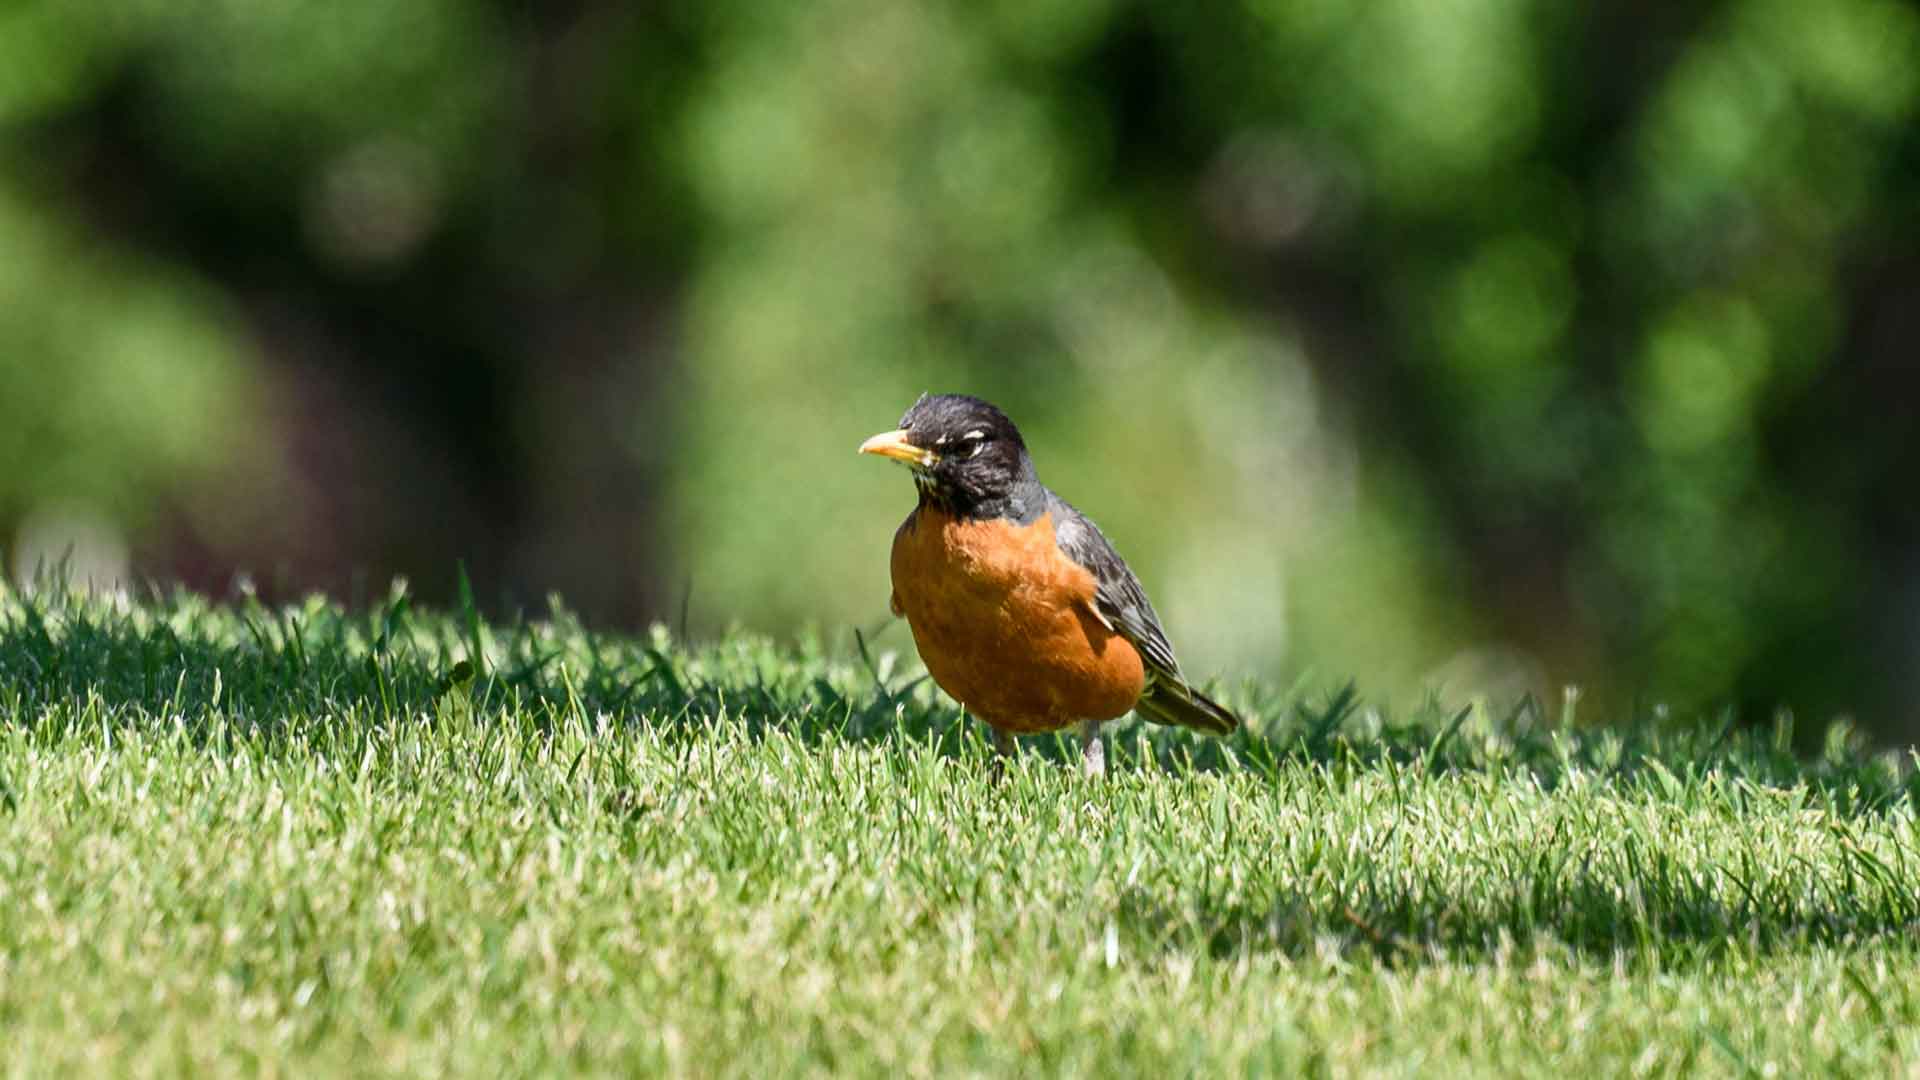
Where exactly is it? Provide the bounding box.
[1,0,1916,735]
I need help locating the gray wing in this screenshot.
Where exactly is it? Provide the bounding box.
[1048,493,1183,683]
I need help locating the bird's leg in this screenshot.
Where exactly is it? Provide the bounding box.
[989,726,1017,779]
[1079,719,1105,778]
[990,726,1017,758]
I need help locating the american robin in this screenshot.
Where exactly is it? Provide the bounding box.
[860,393,1238,775]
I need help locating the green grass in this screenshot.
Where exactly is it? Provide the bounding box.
[2,580,1918,1077]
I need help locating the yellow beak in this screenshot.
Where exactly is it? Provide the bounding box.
[859,429,935,467]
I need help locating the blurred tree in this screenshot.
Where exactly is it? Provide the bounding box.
[1,0,1916,737]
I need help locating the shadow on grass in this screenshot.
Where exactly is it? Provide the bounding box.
[1113,856,1920,968]
[0,580,1912,813]
[3,581,1917,962]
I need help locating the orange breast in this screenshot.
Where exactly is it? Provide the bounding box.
[890,506,1146,733]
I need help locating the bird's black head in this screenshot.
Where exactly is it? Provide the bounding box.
[860,394,1044,521]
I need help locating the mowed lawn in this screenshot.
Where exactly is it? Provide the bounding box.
[1,585,1917,1077]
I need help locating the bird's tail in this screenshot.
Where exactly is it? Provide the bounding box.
[1134,677,1238,736]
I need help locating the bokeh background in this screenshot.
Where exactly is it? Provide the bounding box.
[3,0,1917,739]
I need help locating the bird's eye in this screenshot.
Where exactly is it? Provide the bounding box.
[960,432,990,457]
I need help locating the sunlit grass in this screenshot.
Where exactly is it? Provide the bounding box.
[1,580,1917,1076]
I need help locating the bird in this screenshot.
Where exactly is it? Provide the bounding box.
[859,393,1238,776]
